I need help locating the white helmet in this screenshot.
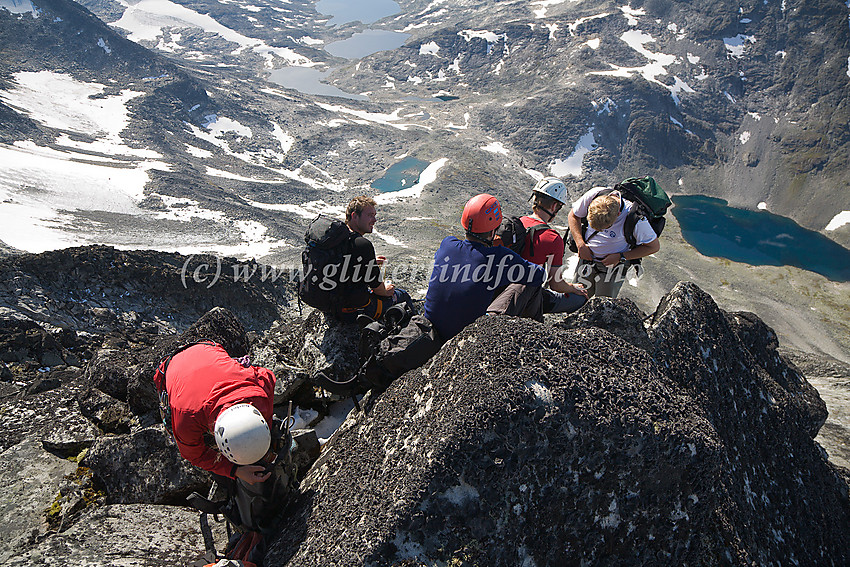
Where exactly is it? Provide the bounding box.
[532,176,568,205]
[214,403,271,465]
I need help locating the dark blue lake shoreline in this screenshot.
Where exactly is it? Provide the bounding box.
[671,195,850,282]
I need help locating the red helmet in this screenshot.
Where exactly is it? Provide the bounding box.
[461,194,502,234]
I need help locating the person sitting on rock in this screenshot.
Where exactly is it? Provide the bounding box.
[517,176,588,313]
[567,186,660,298]
[423,193,547,341]
[337,196,412,322]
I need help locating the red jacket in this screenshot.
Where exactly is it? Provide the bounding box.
[520,215,565,267]
[158,343,276,478]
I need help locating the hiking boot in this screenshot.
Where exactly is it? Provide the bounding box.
[356,314,375,327]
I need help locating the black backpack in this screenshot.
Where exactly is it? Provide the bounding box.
[496,215,553,256]
[566,176,670,257]
[358,312,442,391]
[298,215,359,311]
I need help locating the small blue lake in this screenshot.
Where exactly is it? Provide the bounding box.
[370,157,430,192]
[316,0,400,26]
[325,29,410,59]
[267,67,366,100]
[671,195,850,282]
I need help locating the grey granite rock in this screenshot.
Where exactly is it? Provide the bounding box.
[81,426,209,505]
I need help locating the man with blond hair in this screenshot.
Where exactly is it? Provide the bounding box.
[567,187,660,298]
[339,195,410,321]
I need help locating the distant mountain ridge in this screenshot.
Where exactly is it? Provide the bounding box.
[2,0,849,243]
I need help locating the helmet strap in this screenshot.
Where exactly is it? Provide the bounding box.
[466,230,494,246]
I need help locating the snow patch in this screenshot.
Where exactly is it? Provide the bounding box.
[825,211,850,231]
[740,131,751,144]
[530,0,569,19]
[584,38,600,49]
[243,198,345,220]
[373,229,407,248]
[97,38,112,54]
[313,398,357,445]
[687,53,700,64]
[271,122,294,154]
[0,142,169,252]
[724,34,756,58]
[589,30,689,104]
[315,102,430,132]
[567,13,610,35]
[620,5,645,26]
[112,0,311,67]
[758,202,768,210]
[0,71,143,140]
[481,141,509,154]
[549,129,596,177]
[459,29,501,43]
[419,41,440,55]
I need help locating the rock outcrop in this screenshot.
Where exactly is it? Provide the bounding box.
[265,283,849,566]
[1,274,848,566]
[0,246,292,336]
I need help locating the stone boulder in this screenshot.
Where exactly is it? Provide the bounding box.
[725,310,827,437]
[0,370,99,455]
[0,438,78,563]
[556,295,652,351]
[264,283,850,566]
[81,426,209,505]
[0,246,291,335]
[647,282,849,563]
[3,504,228,566]
[251,308,361,401]
[77,305,252,422]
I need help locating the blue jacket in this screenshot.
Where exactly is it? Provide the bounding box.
[424,236,545,340]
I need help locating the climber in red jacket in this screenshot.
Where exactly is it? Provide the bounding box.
[153,341,275,484]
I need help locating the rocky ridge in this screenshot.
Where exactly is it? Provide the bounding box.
[0,245,848,565]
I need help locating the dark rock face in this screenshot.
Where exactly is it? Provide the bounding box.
[81,427,209,505]
[648,282,848,564]
[725,310,827,437]
[5,504,228,566]
[251,308,361,401]
[556,296,652,351]
[0,246,290,336]
[266,283,850,566]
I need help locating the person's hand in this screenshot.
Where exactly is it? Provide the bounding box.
[235,465,271,484]
[376,255,386,267]
[382,281,395,295]
[567,283,589,298]
[577,242,594,261]
[601,253,622,267]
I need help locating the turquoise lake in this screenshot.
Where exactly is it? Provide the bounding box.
[671,195,850,282]
[370,157,430,192]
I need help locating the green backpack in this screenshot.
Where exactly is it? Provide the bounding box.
[615,176,671,248]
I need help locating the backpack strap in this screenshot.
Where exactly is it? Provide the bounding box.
[524,222,550,257]
[154,339,219,435]
[623,210,640,249]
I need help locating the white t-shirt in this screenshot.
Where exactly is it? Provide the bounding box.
[571,186,658,259]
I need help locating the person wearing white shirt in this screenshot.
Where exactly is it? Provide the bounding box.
[567,186,660,298]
